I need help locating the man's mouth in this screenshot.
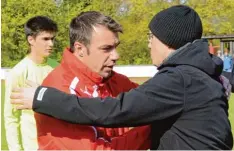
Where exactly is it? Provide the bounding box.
[106,65,115,69]
[46,49,52,53]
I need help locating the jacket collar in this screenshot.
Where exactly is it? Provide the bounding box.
[61,48,106,84]
[158,39,222,77]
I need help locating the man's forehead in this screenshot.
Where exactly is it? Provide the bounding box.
[36,31,55,37]
[96,38,119,48]
[91,25,119,45]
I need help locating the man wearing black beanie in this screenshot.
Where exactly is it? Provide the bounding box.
[11,5,233,150]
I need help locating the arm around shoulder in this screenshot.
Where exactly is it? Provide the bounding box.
[33,68,185,127]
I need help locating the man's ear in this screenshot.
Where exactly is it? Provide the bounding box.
[27,36,34,46]
[74,41,86,57]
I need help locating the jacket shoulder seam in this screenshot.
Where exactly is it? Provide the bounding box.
[173,67,186,115]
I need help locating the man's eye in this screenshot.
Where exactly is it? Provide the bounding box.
[105,48,115,52]
[44,37,54,41]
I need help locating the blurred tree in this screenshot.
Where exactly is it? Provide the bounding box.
[1,0,234,67]
[117,0,169,64]
[1,0,59,67]
[185,0,234,35]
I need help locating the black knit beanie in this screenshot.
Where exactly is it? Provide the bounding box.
[149,5,203,49]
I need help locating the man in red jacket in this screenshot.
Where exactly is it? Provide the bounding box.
[34,11,150,150]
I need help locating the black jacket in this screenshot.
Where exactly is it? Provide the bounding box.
[222,69,234,92]
[33,39,233,150]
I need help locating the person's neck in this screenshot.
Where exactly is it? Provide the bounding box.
[28,52,47,64]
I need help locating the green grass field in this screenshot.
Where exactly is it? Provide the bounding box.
[1,80,234,150]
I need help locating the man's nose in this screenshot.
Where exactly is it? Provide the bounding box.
[148,41,151,49]
[48,40,54,47]
[110,49,119,60]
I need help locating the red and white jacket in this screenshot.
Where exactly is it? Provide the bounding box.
[34,48,151,150]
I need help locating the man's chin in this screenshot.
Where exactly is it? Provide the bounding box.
[43,52,51,57]
[102,71,113,79]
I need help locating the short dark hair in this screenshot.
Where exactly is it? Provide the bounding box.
[24,16,58,38]
[69,11,123,52]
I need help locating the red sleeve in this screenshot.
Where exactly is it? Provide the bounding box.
[39,70,150,150]
[94,125,151,150]
[103,72,145,144]
[96,127,130,138]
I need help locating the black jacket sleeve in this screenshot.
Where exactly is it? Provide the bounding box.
[33,68,185,127]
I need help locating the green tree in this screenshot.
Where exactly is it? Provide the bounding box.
[49,0,90,61]
[185,0,234,35]
[1,0,59,67]
[2,0,234,67]
[117,0,170,64]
